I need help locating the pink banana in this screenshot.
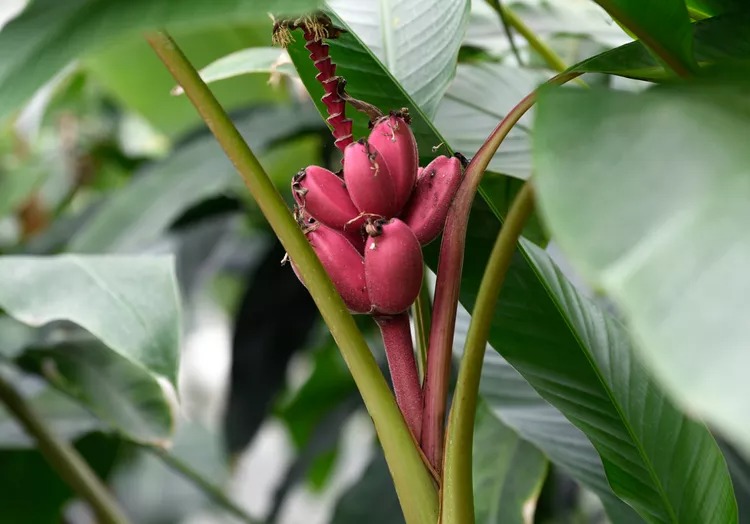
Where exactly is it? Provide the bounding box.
[303,224,371,314]
[292,166,360,231]
[368,113,418,213]
[343,140,398,218]
[365,218,423,315]
[400,155,463,246]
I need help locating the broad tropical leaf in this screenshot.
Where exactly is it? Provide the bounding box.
[572,12,750,81]
[0,255,180,385]
[326,0,470,117]
[0,0,321,121]
[17,341,175,444]
[589,0,695,75]
[534,84,750,459]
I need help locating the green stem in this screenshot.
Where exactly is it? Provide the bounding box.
[489,1,569,74]
[146,31,438,524]
[412,271,432,383]
[146,447,258,524]
[487,0,524,66]
[441,182,536,524]
[0,371,130,524]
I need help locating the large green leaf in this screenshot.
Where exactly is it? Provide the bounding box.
[573,12,750,81]
[454,308,642,522]
[533,84,750,459]
[70,107,322,254]
[288,12,737,522]
[327,0,470,118]
[0,0,321,122]
[0,255,180,385]
[473,400,547,524]
[17,341,175,444]
[589,0,695,75]
[434,62,548,180]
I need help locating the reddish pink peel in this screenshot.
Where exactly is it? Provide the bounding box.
[304,225,371,314]
[292,166,360,231]
[343,140,398,218]
[400,155,463,245]
[368,114,419,213]
[375,313,423,441]
[365,219,423,315]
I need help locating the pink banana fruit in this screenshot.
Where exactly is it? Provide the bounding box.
[368,113,419,213]
[365,218,423,315]
[343,140,398,218]
[292,166,360,231]
[400,155,463,246]
[301,224,371,314]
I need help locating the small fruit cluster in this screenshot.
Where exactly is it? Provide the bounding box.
[291,111,463,316]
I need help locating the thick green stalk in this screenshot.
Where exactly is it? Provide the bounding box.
[441,183,535,524]
[421,71,581,471]
[146,31,438,524]
[0,371,130,524]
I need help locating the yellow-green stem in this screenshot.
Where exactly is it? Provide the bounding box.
[0,371,131,524]
[441,183,536,524]
[146,31,438,524]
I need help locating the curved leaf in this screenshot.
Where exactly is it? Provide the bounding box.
[172,47,296,95]
[590,0,695,75]
[473,400,547,524]
[17,341,174,444]
[573,12,750,81]
[327,0,470,117]
[287,13,736,521]
[534,84,750,460]
[0,0,321,122]
[455,308,642,522]
[0,255,180,386]
[434,63,548,180]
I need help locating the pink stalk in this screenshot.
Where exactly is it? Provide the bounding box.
[375,313,423,442]
[420,72,582,471]
[303,31,353,153]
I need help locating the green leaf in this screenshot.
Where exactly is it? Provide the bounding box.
[589,0,695,75]
[172,47,296,95]
[573,12,750,81]
[0,0,321,122]
[327,0,470,118]
[289,12,736,521]
[473,400,547,524]
[454,308,641,522]
[0,255,180,386]
[533,84,750,460]
[687,0,746,17]
[17,340,175,444]
[434,63,548,180]
[70,107,321,254]
[0,164,47,219]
